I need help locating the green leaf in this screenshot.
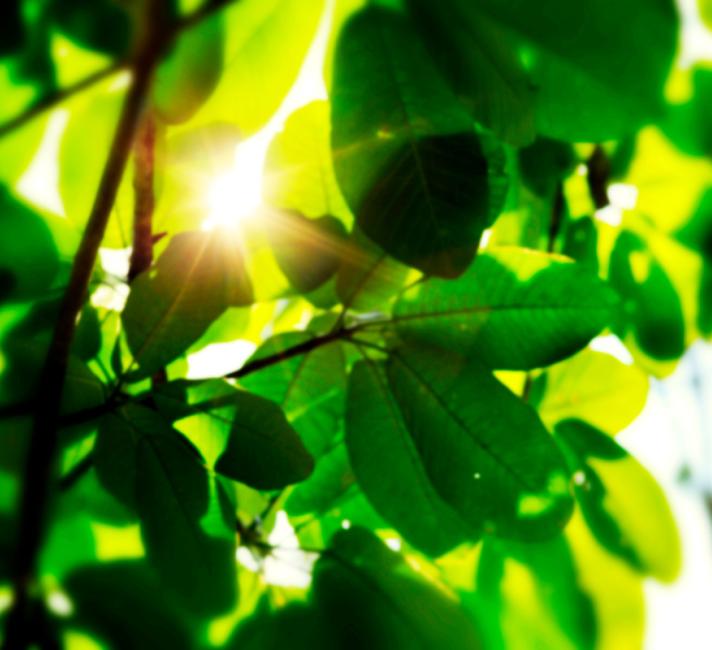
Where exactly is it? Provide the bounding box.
[393,248,616,370]
[122,230,253,379]
[536,349,648,435]
[475,536,597,649]
[59,82,133,248]
[137,433,237,616]
[263,100,351,222]
[65,561,195,650]
[609,231,685,361]
[94,404,237,615]
[0,186,59,304]
[286,444,355,517]
[518,137,576,198]
[214,389,314,489]
[406,0,536,145]
[346,358,476,555]
[313,527,483,649]
[335,227,412,313]
[555,420,681,583]
[240,332,347,456]
[47,0,133,56]
[267,210,348,294]
[153,13,224,124]
[331,6,492,277]
[190,0,325,134]
[384,345,572,539]
[408,0,677,140]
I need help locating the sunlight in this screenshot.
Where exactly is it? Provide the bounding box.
[201,0,332,229]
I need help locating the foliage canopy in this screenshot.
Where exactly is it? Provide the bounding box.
[0,0,709,648]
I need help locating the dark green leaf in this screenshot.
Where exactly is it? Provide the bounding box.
[65,560,195,650]
[346,358,476,555]
[268,210,348,293]
[393,248,616,370]
[609,231,684,360]
[385,345,572,539]
[331,7,492,277]
[153,13,224,124]
[215,389,314,489]
[0,186,59,304]
[408,0,677,140]
[313,527,483,650]
[137,432,237,616]
[123,230,253,379]
[240,332,346,456]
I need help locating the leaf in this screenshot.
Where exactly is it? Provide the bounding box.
[65,561,195,650]
[59,81,133,248]
[0,185,59,303]
[536,349,649,435]
[335,227,412,313]
[555,420,681,583]
[122,230,253,379]
[331,6,493,277]
[313,527,483,650]
[474,536,597,650]
[94,404,237,615]
[609,230,685,361]
[47,0,133,56]
[263,101,351,222]
[240,332,347,456]
[137,433,237,616]
[384,345,572,539]
[214,389,314,489]
[267,210,348,294]
[346,358,476,555]
[286,445,355,517]
[406,0,536,145]
[393,248,617,370]
[153,13,224,124]
[408,0,677,141]
[190,0,325,134]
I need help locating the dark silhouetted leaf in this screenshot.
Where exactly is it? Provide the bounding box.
[214,389,314,489]
[123,230,253,379]
[267,210,348,293]
[331,7,492,277]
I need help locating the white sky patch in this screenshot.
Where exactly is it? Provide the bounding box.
[17,109,68,215]
[677,0,712,67]
[46,591,73,617]
[607,183,639,211]
[590,334,635,365]
[236,512,319,589]
[593,204,623,227]
[186,339,256,379]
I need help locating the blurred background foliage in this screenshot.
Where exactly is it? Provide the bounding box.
[1,0,712,648]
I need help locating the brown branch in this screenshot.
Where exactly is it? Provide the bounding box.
[586,145,611,211]
[56,326,361,492]
[2,7,169,646]
[128,111,157,282]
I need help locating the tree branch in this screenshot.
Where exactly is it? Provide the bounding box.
[0,0,244,142]
[128,111,158,282]
[3,6,169,645]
